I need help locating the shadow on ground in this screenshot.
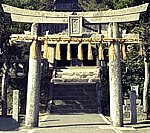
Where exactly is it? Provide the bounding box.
[0,115,25,131]
[40,122,109,129]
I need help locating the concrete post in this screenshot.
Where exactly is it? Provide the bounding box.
[130,91,137,124]
[109,22,123,127]
[96,82,102,113]
[1,69,8,117]
[47,83,53,114]
[25,23,41,128]
[143,56,149,113]
[13,90,19,122]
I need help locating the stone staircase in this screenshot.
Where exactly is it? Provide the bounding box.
[50,83,99,114]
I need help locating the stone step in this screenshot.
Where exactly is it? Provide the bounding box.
[53,87,96,92]
[51,109,98,114]
[52,104,98,110]
[52,92,96,96]
[53,95,97,100]
[51,83,98,114]
[53,100,98,105]
[53,84,95,90]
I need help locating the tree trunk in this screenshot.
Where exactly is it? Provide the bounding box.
[109,22,123,127]
[143,56,149,114]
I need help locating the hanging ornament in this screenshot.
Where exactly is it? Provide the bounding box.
[87,42,93,60]
[122,42,127,60]
[67,42,71,60]
[98,43,104,60]
[31,40,37,59]
[47,45,55,63]
[78,42,83,60]
[109,42,115,61]
[55,41,61,60]
[43,39,48,59]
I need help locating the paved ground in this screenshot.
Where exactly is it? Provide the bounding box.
[0,114,150,133]
[0,114,115,133]
[28,114,115,133]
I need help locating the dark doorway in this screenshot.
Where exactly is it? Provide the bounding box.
[56,44,70,67]
[83,44,96,66]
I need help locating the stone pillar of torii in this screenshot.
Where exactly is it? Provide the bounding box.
[25,23,41,127]
[2,3,148,128]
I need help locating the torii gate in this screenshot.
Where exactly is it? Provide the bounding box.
[2,3,148,128]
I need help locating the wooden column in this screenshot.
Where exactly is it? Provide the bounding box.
[109,22,123,127]
[25,23,41,128]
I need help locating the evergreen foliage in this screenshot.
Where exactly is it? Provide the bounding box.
[78,0,108,11]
